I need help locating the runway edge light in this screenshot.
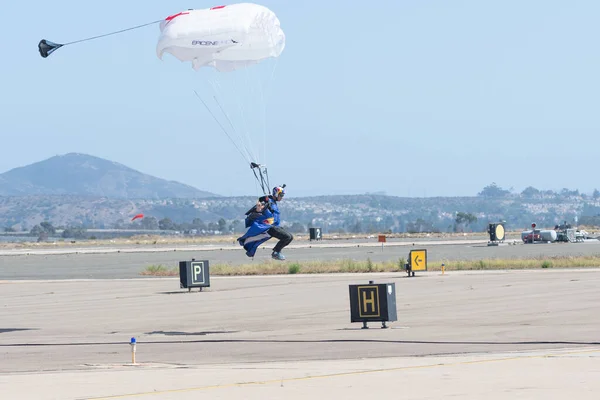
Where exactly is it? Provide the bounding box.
[130,337,137,364]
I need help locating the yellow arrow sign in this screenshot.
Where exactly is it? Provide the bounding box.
[410,249,427,271]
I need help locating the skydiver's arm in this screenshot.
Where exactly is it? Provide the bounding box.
[246,197,268,215]
[255,199,266,213]
[247,211,263,221]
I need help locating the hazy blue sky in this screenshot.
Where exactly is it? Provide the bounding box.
[1,1,598,197]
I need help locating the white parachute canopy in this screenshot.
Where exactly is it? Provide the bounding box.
[156,3,285,72]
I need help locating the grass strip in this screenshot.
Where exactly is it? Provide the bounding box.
[140,254,600,276]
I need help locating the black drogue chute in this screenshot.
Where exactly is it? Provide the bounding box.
[38,39,64,58]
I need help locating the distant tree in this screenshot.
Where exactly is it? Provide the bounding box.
[478,183,510,198]
[4,227,15,232]
[560,188,580,197]
[158,217,176,230]
[29,225,43,236]
[37,231,49,242]
[140,216,159,230]
[40,221,56,234]
[521,186,540,197]
[593,189,600,200]
[30,222,56,236]
[62,226,87,239]
[454,212,478,232]
[407,218,434,233]
[191,218,207,231]
[229,220,243,234]
[218,218,227,232]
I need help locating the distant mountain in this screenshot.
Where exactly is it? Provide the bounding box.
[0,153,219,199]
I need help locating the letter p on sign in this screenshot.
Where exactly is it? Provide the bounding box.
[192,262,205,284]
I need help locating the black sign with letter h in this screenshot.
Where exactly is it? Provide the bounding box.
[349,281,397,328]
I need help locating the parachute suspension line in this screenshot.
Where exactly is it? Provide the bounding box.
[242,66,259,164]
[206,77,256,164]
[255,68,267,168]
[63,20,163,46]
[38,19,162,58]
[207,79,241,160]
[230,73,256,165]
[264,57,280,106]
[193,90,249,164]
[212,93,257,163]
[199,69,274,197]
[251,162,270,196]
[257,58,280,168]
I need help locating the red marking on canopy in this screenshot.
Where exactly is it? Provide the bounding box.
[165,11,190,23]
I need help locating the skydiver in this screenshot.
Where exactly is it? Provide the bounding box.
[237,185,293,260]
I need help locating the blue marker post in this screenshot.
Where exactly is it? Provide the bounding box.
[130,337,137,364]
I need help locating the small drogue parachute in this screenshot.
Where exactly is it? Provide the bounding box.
[131,214,144,222]
[156,4,285,72]
[38,39,64,58]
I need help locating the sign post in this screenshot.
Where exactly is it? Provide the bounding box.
[378,234,386,251]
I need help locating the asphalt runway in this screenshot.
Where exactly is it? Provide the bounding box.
[2,239,600,399]
[1,238,600,280]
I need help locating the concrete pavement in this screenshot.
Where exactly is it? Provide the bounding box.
[2,268,600,399]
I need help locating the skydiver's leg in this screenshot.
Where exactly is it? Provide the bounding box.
[267,226,294,254]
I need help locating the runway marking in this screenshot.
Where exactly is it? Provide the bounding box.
[88,347,600,399]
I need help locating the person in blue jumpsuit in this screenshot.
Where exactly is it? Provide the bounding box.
[237,186,294,260]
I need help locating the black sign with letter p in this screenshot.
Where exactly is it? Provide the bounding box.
[179,260,211,291]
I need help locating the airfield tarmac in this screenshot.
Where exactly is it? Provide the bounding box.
[1,237,600,279]
[2,238,600,399]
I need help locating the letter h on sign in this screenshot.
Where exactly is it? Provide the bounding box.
[358,286,380,317]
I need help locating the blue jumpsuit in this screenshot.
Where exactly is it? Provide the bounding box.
[237,196,281,257]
